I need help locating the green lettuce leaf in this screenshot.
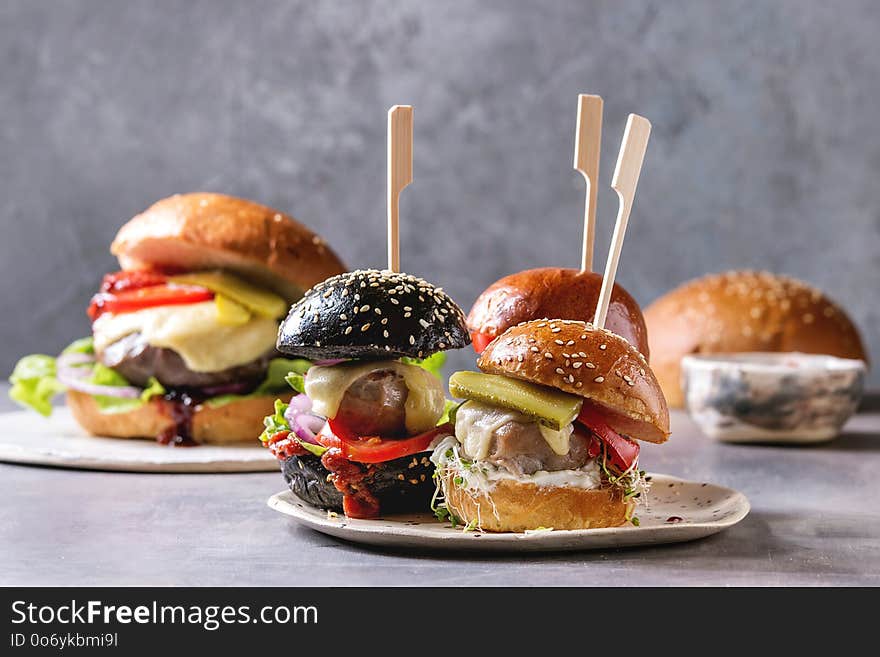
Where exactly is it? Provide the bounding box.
[86,363,145,414]
[8,354,66,417]
[401,351,447,379]
[61,337,95,355]
[259,398,290,443]
[256,358,311,395]
[140,377,166,402]
[284,371,306,394]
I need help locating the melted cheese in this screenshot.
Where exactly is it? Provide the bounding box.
[92,301,278,373]
[454,400,572,459]
[304,361,445,435]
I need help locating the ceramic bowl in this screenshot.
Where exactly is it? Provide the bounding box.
[681,352,866,443]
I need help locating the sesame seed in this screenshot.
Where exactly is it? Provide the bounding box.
[404,306,412,311]
[599,344,607,350]
[594,376,605,383]
[517,355,524,362]
[383,330,389,338]
[573,362,582,369]
[544,353,553,359]
[381,318,388,325]
[575,382,583,388]
[567,375,574,383]
[530,346,539,353]
[374,308,382,315]
[345,326,353,335]
[556,368,565,375]
[580,334,587,340]
[551,328,562,333]
[390,298,399,305]
[409,335,416,345]
[585,362,596,369]
[404,313,411,318]
[566,340,575,346]
[360,305,370,312]
[555,339,564,345]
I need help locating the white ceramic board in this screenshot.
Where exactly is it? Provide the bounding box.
[0,408,278,473]
[268,473,750,552]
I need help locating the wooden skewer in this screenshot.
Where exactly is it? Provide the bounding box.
[593,113,651,329]
[573,94,603,273]
[387,105,413,273]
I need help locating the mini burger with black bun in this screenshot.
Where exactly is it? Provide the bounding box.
[467,267,649,358]
[8,193,346,444]
[433,318,669,532]
[260,269,470,518]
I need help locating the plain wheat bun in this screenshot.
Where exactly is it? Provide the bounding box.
[111,193,347,302]
[644,271,869,408]
[440,470,633,532]
[67,390,277,445]
[478,319,669,443]
[467,268,649,358]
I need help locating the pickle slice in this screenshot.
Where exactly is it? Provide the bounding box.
[170,271,287,318]
[448,371,583,431]
[215,294,252,326]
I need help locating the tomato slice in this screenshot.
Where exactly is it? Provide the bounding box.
[88,284,215,320]
[100,269,169,294]
[319,419,448,464]
[470,331,496,354]
[577,402,640,472]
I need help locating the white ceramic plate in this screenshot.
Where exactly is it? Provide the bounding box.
[0,409,278,473]
[267,474,750,552]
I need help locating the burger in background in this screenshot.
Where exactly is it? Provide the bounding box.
[645,270,869,408]
[8,193,346,444]
[467,267,649,358]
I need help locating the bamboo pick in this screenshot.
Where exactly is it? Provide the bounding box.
[574,94,603,272]
[593,114,651,329]
[387,105,413,272]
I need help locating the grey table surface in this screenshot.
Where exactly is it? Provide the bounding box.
[1,385,878,587]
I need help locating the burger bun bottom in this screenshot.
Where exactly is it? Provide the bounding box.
[66,390,274,445]
[440,470,634,532]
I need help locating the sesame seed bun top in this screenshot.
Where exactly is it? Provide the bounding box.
[466,267,649,358]
[478,319,670,444]
[111,193,347,302]
[644,270,869,407]
[276,269,470,360]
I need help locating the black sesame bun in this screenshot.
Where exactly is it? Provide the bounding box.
[277,269,470,360]
[282,452,435,513]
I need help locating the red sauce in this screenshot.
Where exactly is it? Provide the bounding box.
[266,430,308,460]
[156,390,201,447]
[321,448,381,518]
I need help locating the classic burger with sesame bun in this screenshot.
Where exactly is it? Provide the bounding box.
[259,269,471,519]
[645,271,869,407]
[467,267,649,358]
[8,193,346,444]
[432,319,670,532]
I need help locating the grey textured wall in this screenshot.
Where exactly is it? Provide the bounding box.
[2,0,879,383]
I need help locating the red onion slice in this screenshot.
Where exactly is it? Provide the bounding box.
[292,413,325,445]
[57,353,96,368]
[55,368,142,398]
[288,393,313,414]
[313,358,347,367]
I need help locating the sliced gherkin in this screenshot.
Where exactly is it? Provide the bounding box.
[215,294,252,326]
[170,271,287,318]
[448,371,583,431]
